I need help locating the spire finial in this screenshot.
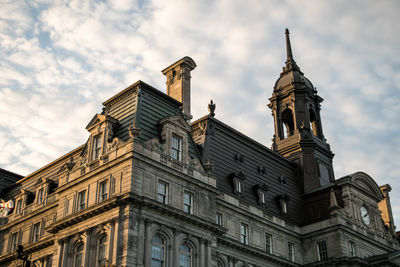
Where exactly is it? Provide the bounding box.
[285,28,293,62]
[285,28,293,63]
[284,28,299,71]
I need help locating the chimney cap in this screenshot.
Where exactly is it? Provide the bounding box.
[161,56,197,75]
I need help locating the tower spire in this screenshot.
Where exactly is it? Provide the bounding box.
[284,28,299,71]
[285,28,293,62]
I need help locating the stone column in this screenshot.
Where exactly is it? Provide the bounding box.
[112,219,120,266]
[136,218,145,267]
[172,229,179,267]
[144,219,152,267]
[62,238,69,267]
[200,239,205,267]
[84,231,92,267]
[206,240,211,267]
[56,239,64,267]
[107,221,115,265]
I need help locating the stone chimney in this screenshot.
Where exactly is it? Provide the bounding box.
[162,56,196,120]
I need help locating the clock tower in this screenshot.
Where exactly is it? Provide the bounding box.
[268,29,335,193]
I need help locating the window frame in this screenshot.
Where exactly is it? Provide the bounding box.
[92,134,102,161]
[10,232,18,252]
[32,222,41,242]
[265,233,272,254]
[15,199,22,215]
[74,243,84,267]
[183,192,193,214]
[171,135,182,161]
[240,223,249,245]
[157,181,168,204]
[151,235,166,267]
[349,241,356,257]
[99,180,108,202]
[288,242,295,262]
[97,235,107,267]
[37,188,44,204]
[216,213,222,226]
[179,243,192,267]
[77,190,87,211]
[317,240,328,261]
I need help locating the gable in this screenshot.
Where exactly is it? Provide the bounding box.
[349,172,384,201]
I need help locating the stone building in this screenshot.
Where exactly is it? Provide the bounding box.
[0,29,399,267]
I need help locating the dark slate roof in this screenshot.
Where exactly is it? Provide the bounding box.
[103,80,200,161]
[192,115,307,225]
[0,168,23,195]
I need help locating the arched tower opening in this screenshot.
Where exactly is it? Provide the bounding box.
[309,109,318,136]
[281,108,294,138]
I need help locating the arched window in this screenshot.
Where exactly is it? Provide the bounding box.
[151,235,165,267]
[309,109,318,136]
[74,243,84,267]
[281,108,294,138]
[179,244,192,267]
[97,235,107,267]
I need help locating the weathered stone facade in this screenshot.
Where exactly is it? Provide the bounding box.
[0,30,399,267]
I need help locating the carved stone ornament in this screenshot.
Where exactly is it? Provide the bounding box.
[129,122,141,140]
[208,100,216,117]
[204,158,214,174]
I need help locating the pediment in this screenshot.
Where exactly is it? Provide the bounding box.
[85,114,118,131]
[350,172,384,201]
[159,115,191,132]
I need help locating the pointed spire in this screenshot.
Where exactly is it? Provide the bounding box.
[284,28,299,72]
[285,28,293,62]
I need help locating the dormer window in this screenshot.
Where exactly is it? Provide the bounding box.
[282,201,288,213]
[171,135,182,161]
[276,194,291,215]
[230,171,246,195]
[15,199,22,215]
[259,191,266,204]
[92,134,102,160]
[235,180,242,193]
[37,188,44,204]
[255,184,269,205]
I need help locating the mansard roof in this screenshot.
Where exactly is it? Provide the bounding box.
[192,115,307,225]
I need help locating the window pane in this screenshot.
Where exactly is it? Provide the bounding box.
[179,244,191,267]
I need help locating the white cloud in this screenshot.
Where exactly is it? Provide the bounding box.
[0,0,399,226]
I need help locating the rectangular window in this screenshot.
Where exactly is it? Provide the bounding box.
[216,213,222,226]
[78,191,86,211]
[171,135,182,161]
[37,188,44,204]
[10,233,18,252]
[259,191,265,204]
[235,180,242,193]
[349,241,356,257]
[265,233,272,254]
[99,180,108,202]
[282,201,287,214]
[64,199,70,216]
[240,223,248,244]
[317,241,328,261]
[92,135,101,160]
[32,222,41,242]
[15,199,22,215]
[288,242,295,262]
[157,182,168,204]
[183,192,193,214]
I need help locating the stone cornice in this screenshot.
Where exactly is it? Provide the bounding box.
[0,236,54,263]
[217,236,298,266]
[47,195,120,233]
[122,193,227,235]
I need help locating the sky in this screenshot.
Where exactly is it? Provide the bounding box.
[1,0,399,225]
